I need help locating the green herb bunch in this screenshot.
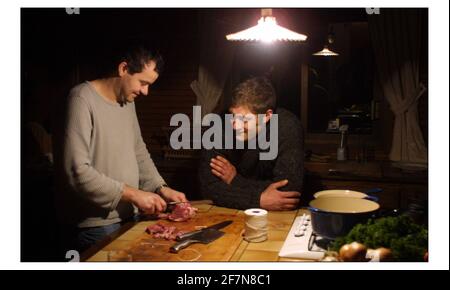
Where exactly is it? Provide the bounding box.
[330,215,428,261]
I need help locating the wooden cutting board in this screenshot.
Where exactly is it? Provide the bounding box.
[122,212,245,262]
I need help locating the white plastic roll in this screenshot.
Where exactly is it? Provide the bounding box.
[244,208,268,243]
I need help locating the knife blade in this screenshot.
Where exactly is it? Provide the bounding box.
[170,228,225,253]
[176,220,233,241]
[168,199,213,206]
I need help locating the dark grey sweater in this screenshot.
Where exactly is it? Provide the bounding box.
[199,108,304,210]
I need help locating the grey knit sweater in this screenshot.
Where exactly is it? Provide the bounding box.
[54,81,166,228]
[199,108,304,210]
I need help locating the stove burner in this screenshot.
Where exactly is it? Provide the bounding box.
[308,232,333,252]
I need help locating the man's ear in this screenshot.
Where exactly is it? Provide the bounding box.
[264,109,273,123]
[117,62,128,77]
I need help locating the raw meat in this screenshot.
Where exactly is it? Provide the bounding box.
[159,202,198,222]
[145,223,185,240]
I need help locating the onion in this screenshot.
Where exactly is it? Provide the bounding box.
[367,247,393,262]
[321,256,341,262]
[339,242,368,262]
[321,251,341,262]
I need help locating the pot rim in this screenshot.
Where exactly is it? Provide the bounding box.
[309,196,380,214]
[313,189,368,199]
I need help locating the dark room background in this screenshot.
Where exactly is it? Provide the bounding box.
[21,8,428,261]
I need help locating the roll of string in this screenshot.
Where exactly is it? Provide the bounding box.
[244,208,268,242]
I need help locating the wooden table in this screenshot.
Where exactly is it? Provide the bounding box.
[85,204,311,262]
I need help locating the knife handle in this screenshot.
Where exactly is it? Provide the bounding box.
[170,239,197,253]
[176,230,202,241]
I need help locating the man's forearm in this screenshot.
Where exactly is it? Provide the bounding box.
[204,181,262,210]
[121,184,139,203]
[202,171,265,209]
[133,111,166,193]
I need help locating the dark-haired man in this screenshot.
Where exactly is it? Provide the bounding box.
[199,77,304,211]
[54,45,186,253]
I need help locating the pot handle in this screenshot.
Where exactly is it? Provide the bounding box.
[307,206,334,216]
[372,208,401,219]
[308,206,320,213]
[364,188,382,202]
[308,206,329,214]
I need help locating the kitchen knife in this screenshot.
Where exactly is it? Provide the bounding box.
[168,199,214,206]
[170,228,224,253]
[176,220,233,241]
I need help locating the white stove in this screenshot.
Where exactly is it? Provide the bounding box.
[278,214,328,260]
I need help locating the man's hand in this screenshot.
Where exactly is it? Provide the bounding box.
[210,155,237,185]
[260,180,301,211]
[159,186,188,203]
[121,184,167,214]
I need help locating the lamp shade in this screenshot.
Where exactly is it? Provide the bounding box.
[313,45,339,56]
[226,9,307,43]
